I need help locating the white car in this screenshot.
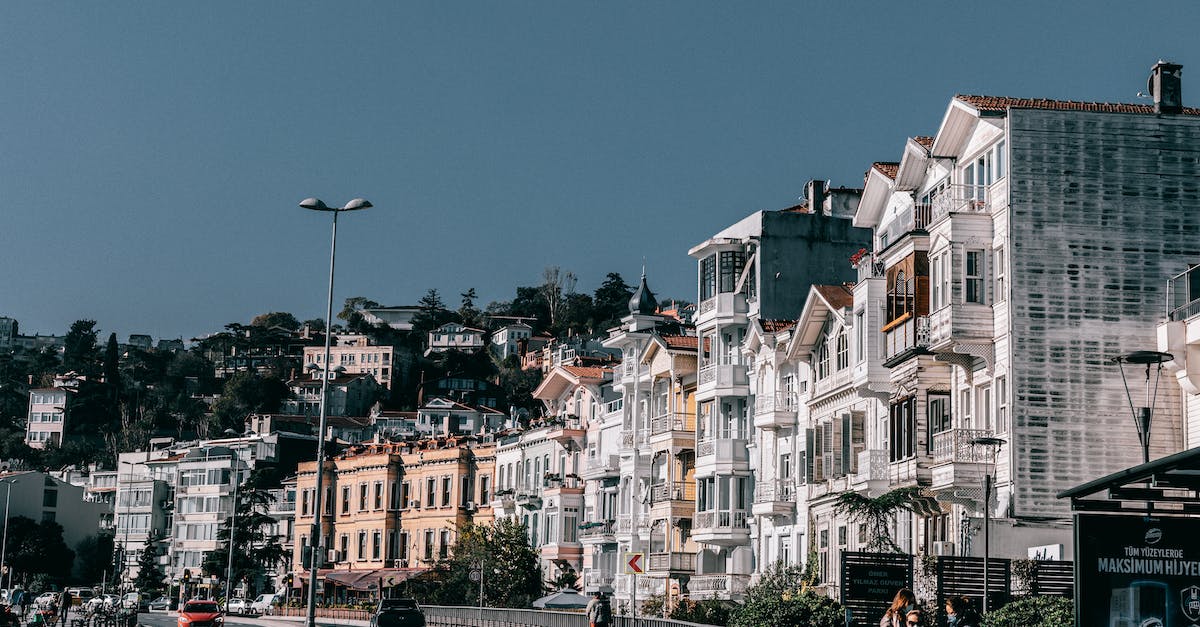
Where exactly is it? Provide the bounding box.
[249,593,280,615]
[35,592,58,610]
[225,598,250,615]
[86,595,118,612]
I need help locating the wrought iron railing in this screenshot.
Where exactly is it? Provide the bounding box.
[930,184,990,223]
[931,428,994,464]
[578,519,616,540]
[1168,264,1200,321]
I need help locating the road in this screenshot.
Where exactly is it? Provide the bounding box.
[136,612,361,627]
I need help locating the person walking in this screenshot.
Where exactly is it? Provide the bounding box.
[585,591,612,627]
[11,586,25,622]
[879,588,920,627]
[55,591,68,627]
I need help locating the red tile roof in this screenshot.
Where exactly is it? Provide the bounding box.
[913,136,934,149]
[661,335,698,350]
[814,284,855,310]
[872,162,899,180]
[563,366,609,379]
[760,319,796,333]
[955,94,1200,116]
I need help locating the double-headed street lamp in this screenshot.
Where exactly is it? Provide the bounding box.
[300,198,372,627]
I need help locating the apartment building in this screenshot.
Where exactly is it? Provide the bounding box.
[687,186,871,600]
[26,385,69,449]
[304,334,396,390]
[1161,264,1200,451]
[282,371,381,417]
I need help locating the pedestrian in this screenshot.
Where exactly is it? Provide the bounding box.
[56,591,68,627]
[879,588,920,627]
[945,596,980,627]
[11,586,25,620]
[585,591,612,627]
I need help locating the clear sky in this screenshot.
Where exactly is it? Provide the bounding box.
[3,1,1199,341]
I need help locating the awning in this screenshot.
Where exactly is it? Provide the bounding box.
[295,568,429,591]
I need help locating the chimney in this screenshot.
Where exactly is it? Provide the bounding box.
[1149,60,1183,114]
[805,179,827,215]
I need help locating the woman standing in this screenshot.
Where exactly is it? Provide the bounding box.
[879,588,922,627]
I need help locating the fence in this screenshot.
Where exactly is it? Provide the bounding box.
[422,606,718,627]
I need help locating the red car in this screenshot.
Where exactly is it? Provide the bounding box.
[178,600,223,627]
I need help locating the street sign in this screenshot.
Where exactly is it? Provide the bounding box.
[469,569,482,582]
[382,574,399,587]
[624,552,644,574]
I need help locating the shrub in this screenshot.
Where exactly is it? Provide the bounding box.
[728,591,843,627]
[982,596,1073,627]
[672,598,736,625]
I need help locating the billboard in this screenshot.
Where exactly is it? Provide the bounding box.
[1076,514,1200,627]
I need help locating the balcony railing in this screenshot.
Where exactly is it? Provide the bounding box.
[698,298,716,315]
[853,449,888,482]
[754,392,797,415]
[651,412,694,435]
[689,573,750,596]
[930,184,991,223]
[647,552,697,573]
[650,481,696,504]
[1168,264,1200,322]
[753,480,795,503]
[883,314,931,361]
[694,509,748,530]
[615,514,632,534]
[931,428,995,464]
[578,520,616,541]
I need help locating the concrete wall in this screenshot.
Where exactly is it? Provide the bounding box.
[758,211,872,321]
[1008,109,1200,518]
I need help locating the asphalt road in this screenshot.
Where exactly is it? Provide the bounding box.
[135,612,357,627]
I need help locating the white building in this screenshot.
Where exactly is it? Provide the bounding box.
[26,386,69,449]
[491,322,533,360]
[425,322,486,356]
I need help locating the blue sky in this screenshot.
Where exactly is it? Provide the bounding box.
[3,1,1199,340]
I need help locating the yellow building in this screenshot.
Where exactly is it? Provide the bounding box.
[292,438,495,595]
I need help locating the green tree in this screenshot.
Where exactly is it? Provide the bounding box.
[592,272,634,330]
[671,598,737,625]
[75,533,115,585]
[834,486,929,553]
[337,298,381,334]
[495,355,542,418]
[427,518,542,608]
[411,289,456,339]
[250,312,300,330]
[208,372,287,436]
[133,535,167,594]
[62,319,101,376]
[202,470,286,596]
[103,332,122,402]
[6,516,76,582]
[728,561,844,627]
[458,289,483,329]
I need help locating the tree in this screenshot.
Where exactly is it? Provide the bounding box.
[538,266,577,330]
[458,289,482,329]
[208,372,288,436]
[133,535,167,594]
[834,487,929,553]
[75,533,115,585]
[250,312,300,330]
[411,289,456,339]
[495,356,542,418]
[427,518,542,608]
[6,516,75,582]
[337,298,380,334]
[672,598,737,625]
[103,333,121,401]
[592,272,634,330]
[62,319,100,376]
[202,470,286,598]
[728,561,844,627]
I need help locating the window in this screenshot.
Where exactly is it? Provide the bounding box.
[423,530,434,560]
[439,530,450,559]
[563,507,578,543]
[959,388,973,429]
[835,332,849,371]
[965,251,984,304]
[719,250,746,294]
[359,483,368,512]
[994,246,1006,303]
[43,489,57,508]
[357,531,367,560]
[341,486,351,514]
[854,311,866,364]
[700,255,716,301]
[996,376,1009,433]
[928,394,951,453]
[931,255,942,310]
[372,531,382,560]
[888,270,914,322]
[479,475,491,504]
[816,343,830,380]
[374,481,383,510]
[977,385,993,432]
[339,534,349,557]
[426,478,436,507]
[441,477,452,507]
[889,397,917,462]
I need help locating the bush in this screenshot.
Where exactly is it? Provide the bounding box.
[728,591,843,627]
[672,598,736,625]
[982,596,1073,627]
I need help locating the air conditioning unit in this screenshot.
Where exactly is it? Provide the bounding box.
[326,549,342,563]
[931,541,956,556]
[408,500,421,509]
[464,501,477,512]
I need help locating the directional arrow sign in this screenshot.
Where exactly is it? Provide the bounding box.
[624,552,644,574]
[382,575,399,587]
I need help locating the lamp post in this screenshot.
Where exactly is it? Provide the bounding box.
[1112,351,1174,464]
[971,436,1005,613]
[223,430,243,608]
[301,197,372,627]
[1,478,16,592]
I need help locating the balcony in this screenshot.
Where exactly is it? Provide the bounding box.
[584,570,615,592]
[927,304,994,354]
[851,449,889,485]
[692,509,750,546]
[751,479,795,518]
[697,364,749,397]
[929,184,992,225]
[753,392,798,429]
[649,412,696,451]
[882,314,931,366]
[543,475,584,498]
[490,489,516,513]
[649,481,696,520]
[688,573,751,600]
[578,519,617,545]
[647,551,697,574]
[695,437,750,475]
[615,513,633,540]
[695,292,749,326]
[546,415,586,451]
[930,428,994,490]
[515,489,542,509]
[582,454,620,481]
[1167,264,1200,322]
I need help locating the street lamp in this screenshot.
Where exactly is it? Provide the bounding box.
[970,436,1005,613]
[1,478,16,592]
[222,430,243,609]
[300,197,372,627]
[1112,350,1174,464]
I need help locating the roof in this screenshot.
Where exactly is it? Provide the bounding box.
[912,136,934,149]
[660,335,698,350]
[760,319,796,334]
[813,284,855,310]
[955,94,1200,116]
[562,366,609,379]
[871,162,899,180]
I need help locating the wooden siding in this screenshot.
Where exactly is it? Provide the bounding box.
[1007,109,1200,518]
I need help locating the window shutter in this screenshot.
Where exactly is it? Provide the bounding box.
[806,428,817,483]
[850,411,866,473]
[841,413,852,476]
[823,422,836,480]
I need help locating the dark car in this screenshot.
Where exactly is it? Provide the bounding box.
[369,598,424,627]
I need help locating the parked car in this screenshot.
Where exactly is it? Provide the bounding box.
[369,599,424,627]
[148,597,174,612]
[249,593,280,615]
[121,593,149,613]
[34,592,58,610]
[85,594,118,612]
[224,599,249,615]
[66,589,94,606]
[178,600,223,627]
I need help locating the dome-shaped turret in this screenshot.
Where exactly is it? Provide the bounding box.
[628,269,659,315]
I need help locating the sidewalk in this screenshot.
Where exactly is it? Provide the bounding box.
[227,612,368,627]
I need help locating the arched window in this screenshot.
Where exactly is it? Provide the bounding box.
[836,332,849,370]
[817,342,830,380]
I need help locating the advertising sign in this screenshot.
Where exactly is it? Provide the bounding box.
[1076,514,1200,627]
[841,551,912,627]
